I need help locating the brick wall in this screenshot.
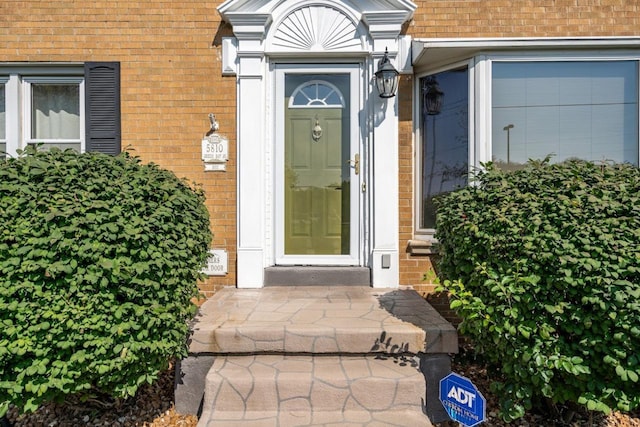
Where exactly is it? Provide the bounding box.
[2,1,235,295]
[409,0,639,38]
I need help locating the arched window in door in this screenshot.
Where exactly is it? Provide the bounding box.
[289,80,345,108]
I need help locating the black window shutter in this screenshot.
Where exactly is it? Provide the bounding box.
[84,62,121,155]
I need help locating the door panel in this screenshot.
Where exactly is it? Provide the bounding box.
[285,107,347,255]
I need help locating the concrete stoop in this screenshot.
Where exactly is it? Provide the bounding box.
[175,286,458,427]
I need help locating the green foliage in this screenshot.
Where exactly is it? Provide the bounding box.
[0,147,211,416]
[435,159,640,421]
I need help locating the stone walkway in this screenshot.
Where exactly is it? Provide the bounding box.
[175,286,458,426]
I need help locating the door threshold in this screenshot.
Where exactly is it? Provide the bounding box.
[264,266,371,286]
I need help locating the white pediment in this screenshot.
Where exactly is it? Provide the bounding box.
[218,0,416,52]
[271,5,363,52]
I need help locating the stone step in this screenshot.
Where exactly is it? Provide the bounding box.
[197,354,432,427]
[198,411,430,426]
[176,286,457,424]
[189,286,457,355]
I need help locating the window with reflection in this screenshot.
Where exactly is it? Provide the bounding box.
[492,61,639,169]
[420,68,469,230]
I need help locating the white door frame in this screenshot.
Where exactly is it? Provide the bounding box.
[274,63,363,266]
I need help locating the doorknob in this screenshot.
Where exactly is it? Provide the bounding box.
[346,153,360,175]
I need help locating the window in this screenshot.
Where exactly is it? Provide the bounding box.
[0,62,121,157]
[492,61,639,168]
[416,51,640,236]
[289,80,345,108]
[24,77,84,152]
[419,67,469,230]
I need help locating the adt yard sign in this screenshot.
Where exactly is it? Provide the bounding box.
[439,372,486,426]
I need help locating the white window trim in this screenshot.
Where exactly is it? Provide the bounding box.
[22,76,85,151]
[0,76,8,150]
[414,48,640,239]
[2,75,20,157]
[412,37,640,71]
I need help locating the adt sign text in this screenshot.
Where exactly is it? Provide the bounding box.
[439,373,486,427]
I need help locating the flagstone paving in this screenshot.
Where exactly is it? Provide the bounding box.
[176,286,458,426]
[199,354,428,426]
[189,286,457,355]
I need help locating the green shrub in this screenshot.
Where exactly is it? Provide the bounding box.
[0,147,211,416]
[435,159,640,421]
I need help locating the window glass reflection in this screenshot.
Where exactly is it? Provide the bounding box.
[492,61,639,168]
[420,68,469,229]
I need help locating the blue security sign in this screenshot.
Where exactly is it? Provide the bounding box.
[439,372,486,427]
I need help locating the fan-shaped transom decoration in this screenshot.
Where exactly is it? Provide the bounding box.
[272,5,362,52]
[289,80,346,108]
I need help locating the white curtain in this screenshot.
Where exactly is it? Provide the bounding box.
[31,84,80,140]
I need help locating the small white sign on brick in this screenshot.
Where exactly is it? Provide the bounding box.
[202,134,229,163]
[203,249,228,276]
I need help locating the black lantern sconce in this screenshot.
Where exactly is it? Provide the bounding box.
[375,48,399,98]
[423,76,444,115]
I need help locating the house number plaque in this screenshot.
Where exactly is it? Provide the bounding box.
[202,134,229,171]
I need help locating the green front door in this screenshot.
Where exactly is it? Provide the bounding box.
[284,75,351,256]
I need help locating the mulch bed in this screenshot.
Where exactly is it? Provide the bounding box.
[443,346,640,427]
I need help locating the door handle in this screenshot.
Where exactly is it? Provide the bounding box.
[346,153,360,175]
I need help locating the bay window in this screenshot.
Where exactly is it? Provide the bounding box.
[416,49,640,236]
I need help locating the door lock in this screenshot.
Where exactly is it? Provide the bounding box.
[346,153,360,175]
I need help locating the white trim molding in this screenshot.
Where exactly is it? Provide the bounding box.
[412,36,640,70]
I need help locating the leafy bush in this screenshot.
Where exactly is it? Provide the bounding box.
[0,147,211,416]
[435,159,640,421]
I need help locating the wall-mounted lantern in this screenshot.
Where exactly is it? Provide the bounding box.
[375,48,399,98]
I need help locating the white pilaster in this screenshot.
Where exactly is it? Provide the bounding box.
[363,3,415,288]
[228,16,270,288]
[370,54,400,287]
[236,63,265,287]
